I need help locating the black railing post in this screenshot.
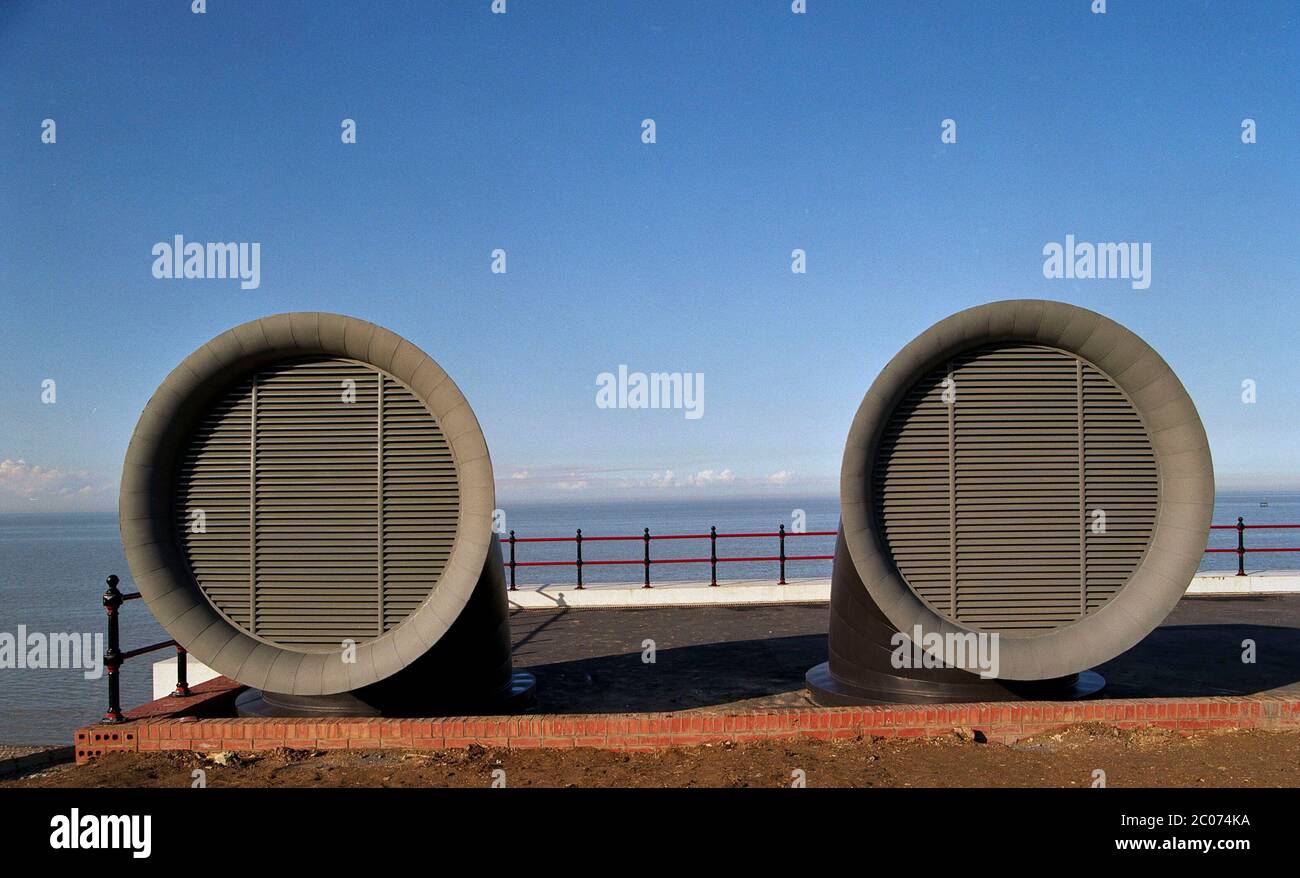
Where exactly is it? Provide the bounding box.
[778,524,787,585]
[576,529,584,589]
[508,530,517,591]
[101,575,125,723]
[710,525,718,586]
[1236,516,1246,576]
[643,527,652,589]
[173,645,191,697]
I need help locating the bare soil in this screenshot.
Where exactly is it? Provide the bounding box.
[7,725,1300,788]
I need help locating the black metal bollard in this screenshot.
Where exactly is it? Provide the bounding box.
[173,645,191,697]
[101,575,125,723]
[643,528,652,589]
[508,530,517,591]
[576,529,584,589]
[778,524,787,585]
[710,525,718,586]
[1236,516,1246,577]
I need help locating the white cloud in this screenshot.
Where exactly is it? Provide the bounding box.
[0,458,110,508]
[496,464,832,500]
[646,469,676,489]
[638,468,737,488]
[684,468,735,487]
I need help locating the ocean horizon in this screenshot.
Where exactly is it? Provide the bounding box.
[1,490,1296,743]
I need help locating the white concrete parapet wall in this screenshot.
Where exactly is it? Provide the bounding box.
[504,570,1300,610]
[1185,570,1300,595]
[152,654,223,701]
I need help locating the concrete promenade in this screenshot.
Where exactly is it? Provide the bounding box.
[153,572,1300,700]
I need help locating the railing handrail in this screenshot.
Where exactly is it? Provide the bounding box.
[99,575,190,724]
[503,516,1300,589]
[119,639,178,662]
[502,523,837,591]
[509,529,837,543]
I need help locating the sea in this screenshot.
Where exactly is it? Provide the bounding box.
[0,491,1294,743]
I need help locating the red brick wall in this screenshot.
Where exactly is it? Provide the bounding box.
[74,678,1300,763]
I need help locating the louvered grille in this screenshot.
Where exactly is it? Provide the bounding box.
[381,378,458,629]
[1082,363,1159,611]
[873,344,1158,634]
[177,380,253,629]
[175,357,459,649]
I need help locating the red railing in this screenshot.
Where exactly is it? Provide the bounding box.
[1205,517,1300,576]
[503,517,1300,588]
[502,525,836,589]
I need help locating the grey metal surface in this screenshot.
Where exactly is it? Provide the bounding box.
[120,313,497,697]
[839,299,1214,680]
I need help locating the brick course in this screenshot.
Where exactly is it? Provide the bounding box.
[73,677,1300,764]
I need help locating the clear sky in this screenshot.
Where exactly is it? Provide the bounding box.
[1,1,1297,512]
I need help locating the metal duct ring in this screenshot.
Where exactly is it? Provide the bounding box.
[119,313,495,696]
[840,299,1214,680]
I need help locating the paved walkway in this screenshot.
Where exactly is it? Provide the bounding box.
[508,594,1300,714]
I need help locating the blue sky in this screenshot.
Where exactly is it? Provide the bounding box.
[1,1,1297,511]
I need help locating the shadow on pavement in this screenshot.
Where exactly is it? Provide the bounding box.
[1097,624,1300,698]
[526,634,825,714]
[512,606,1300,713]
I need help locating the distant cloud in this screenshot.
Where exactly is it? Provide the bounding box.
[495,464,835,501]
[642,469,735,488]
[646,469,676,489]
[0,458,111,510]
[499,468,590,492]
[684,468,735,487]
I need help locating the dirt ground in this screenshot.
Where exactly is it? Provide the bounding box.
[8,725,1300,788]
